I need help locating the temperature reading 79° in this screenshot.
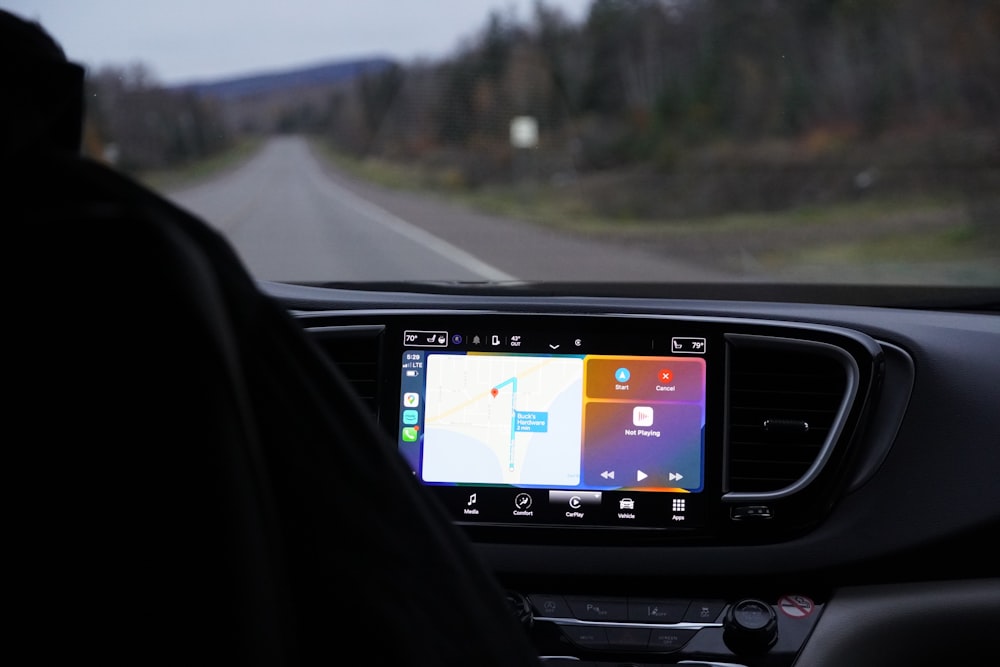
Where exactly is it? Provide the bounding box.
[670,337,707,354]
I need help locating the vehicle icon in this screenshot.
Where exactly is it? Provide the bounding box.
[619,498,635,510]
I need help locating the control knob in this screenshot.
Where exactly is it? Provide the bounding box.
[723,598,778,655]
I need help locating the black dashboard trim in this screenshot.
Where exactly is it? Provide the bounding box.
[793,578,1000,665]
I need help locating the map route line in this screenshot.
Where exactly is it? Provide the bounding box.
[493,376,519,471]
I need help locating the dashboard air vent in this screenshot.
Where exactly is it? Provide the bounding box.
[307,325,384,419]
[726,336,854,495]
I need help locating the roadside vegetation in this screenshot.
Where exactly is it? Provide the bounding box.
[136,137,264,192]
[81,63,236,175]
[310,0,998,276]
[314,139,993,278]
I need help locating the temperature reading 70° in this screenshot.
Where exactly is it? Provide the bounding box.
[404,330,449,347]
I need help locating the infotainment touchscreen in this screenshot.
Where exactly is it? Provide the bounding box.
[396,327,709,531]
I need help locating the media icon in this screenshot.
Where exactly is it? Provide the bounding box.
[402,409,418,425]
[633,406,654,426]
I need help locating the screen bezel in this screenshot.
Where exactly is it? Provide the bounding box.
[382,314,727,536]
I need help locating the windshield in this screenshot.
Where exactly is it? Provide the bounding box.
[7,0,999,289]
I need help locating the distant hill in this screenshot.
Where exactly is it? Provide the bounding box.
[175,56,396,101]
[171,56,398,133]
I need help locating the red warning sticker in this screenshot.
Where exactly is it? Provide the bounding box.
[777,594,815,618]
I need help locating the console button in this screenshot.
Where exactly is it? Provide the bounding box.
[549,490,602,508]
[561,624,608,649]
[648,628,697,651]
[566,596,629,621]
[527,593,573,618]
[682,599,727,623]
[628,598,689,623]
[606,626,651,650]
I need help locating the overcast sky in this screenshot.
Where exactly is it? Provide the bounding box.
[6,0,593,84]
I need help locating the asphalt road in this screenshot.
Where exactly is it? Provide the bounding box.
[168,136,726,284]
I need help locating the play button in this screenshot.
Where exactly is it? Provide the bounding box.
[636,470,648,482]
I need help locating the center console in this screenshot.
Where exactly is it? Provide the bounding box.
[303,309,886,665]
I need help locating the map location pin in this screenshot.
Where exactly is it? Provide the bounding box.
[490,388,499,398]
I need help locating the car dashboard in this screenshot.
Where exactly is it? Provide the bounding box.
[267,280,1000,667]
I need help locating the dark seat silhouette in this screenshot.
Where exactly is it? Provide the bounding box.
[4,8,541,665]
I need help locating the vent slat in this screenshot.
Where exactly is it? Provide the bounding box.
[307,325,384,419]
[727,343,848,493]
[729,443,823,456]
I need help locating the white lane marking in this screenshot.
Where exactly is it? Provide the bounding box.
[305,162,518,282]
